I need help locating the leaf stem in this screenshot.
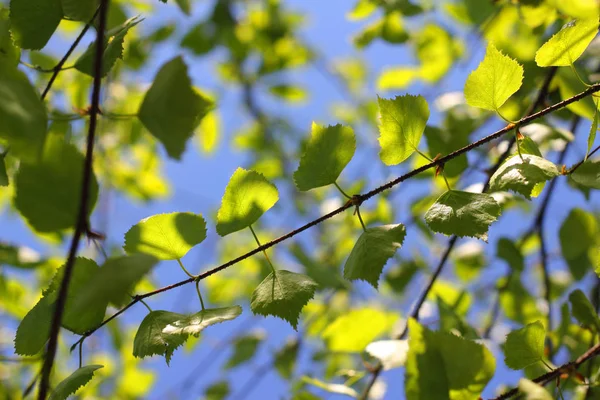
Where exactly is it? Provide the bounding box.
[441,172,452,191]
[249,225,276,274]
[334,181,352,199]
[496,108,518,125]
[177,258,195,279]
[195,280,206,311]
[570,63,591,88]
[542,359,553,371]
[139,298,153,313]
[355,206,367,232]
[415,148,433,162]
[78,341,83,369]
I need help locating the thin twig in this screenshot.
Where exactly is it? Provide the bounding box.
[73,82,600,351]
[490,341,600,400]
[40,7,100,100]
[37,2,109,399]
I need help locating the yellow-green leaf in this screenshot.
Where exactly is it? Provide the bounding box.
[535,18,599,67]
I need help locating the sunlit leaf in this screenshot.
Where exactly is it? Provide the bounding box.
[250,270,317,330]
[504,320,545,370]
[425,191,501,241]
[124,212,207,260]
[138,56,213,159]
[48,365,103,400]
[343,224,406,288]
[489,155,560,199]
[293,123,356,191]
[377,94,430,165]
[535,18,599,67]
[216,168,279,236]
[9,0,62,49]
[366,339,409,370]
[268,84,308,103]
[587,107,598,158]
[0,9,19,67]
[517,379,553,400]
[464,43,523,111]
[302,376,358,397]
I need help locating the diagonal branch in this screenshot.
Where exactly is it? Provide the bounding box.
[74,82,600,352]
[490,341,600,400]
[37,1,109,399]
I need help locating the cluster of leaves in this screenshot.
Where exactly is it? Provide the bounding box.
[1,0,600,399]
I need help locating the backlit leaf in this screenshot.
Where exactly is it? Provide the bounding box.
[0,9,19,67]
[293,123,356,191]
[570,161,600,189]
[60,0,95,21]
[424,190,501,241]
[559,208,598,280]
[124,212,207,260]
[139,56,213,159]
[250,270,317,329]
[274,338,299,379]
[535,18,599,67]
[216,168,279,236]
[489,155,560,199]
[9,0,62,50]
[587,106,598,158]
[377,94,430,165]
[464,43,523,111]
[224,332,263,369]
[14,135,99,232]
[366,339,409,370]
[569,289,600,331]
[343,224,406,288]
[48,365,103,400]
[517,379,553,400]
[497,238,524,271]
[504,320,545,370]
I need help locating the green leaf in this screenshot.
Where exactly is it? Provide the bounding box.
[134,306,241,364]
[48,365,103,400]
[424,190,501,241]
[66,254,158,322]
[14,134,99,233]
[302,376,358,398]
[14,296,53,355]
[174,0,191,15]
[587,106,598,158]
[138,56,213,159]
[500,276,544,324]
[322,308,399,352]
[556,66,599,121]
[268,84,308,103]
[74,16,142,77]
[250,270,317,329]
[569,289,600,331]
[504,320,546,370]
[216,168,279,236]
[9,0,62,50]
[293,123,356,191]
[489,154,560,199]
[343,224,406,288]
[0,153,8,186]
[377,94,430,165]
[123,212,207,260]
[571,161,600,189]
[535,18,599,67]
[204,381,230,400]
[437,296,479,339]
[464,43,523,111]
[0,66,47,162]
[60,0,95,21]
[559,208,598,280]
[497,238,524,271]
[0,8,19,67]
[405,319,495,400]
[517,379,553,400]
[224,332,263,369]
[424,126,468,178]
[274,338,299,379]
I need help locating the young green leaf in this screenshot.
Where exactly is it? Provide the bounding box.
[9,0,62,50]
[569,289,600,331]
[343,224,406,288]
[224,332,263,369]
[424,190,501,241]
[377,94,430,165]
[216,168,279,236]
[570,161,600,189]
[488,154,560,199]
[464,43,523,111]
[133,306,242,364]
[0,66,48,162]
[559,208,598,280]
[74,16,143,77]
[0,9,19,67]
[48,365,104,400]
[405,319,495,400]
[14,296,53,355]
[65,254,158,322]
[138,56,213,159]
[322,308,399,352]
[504,320,546,370]
[274,338,299,379]
[250,270,317,330]
[123,212,207,260]
[535,18,599,67]
[293,123,356,191]
[60,0,95,21]
[587,106,598,158]
[14,135,99,233]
